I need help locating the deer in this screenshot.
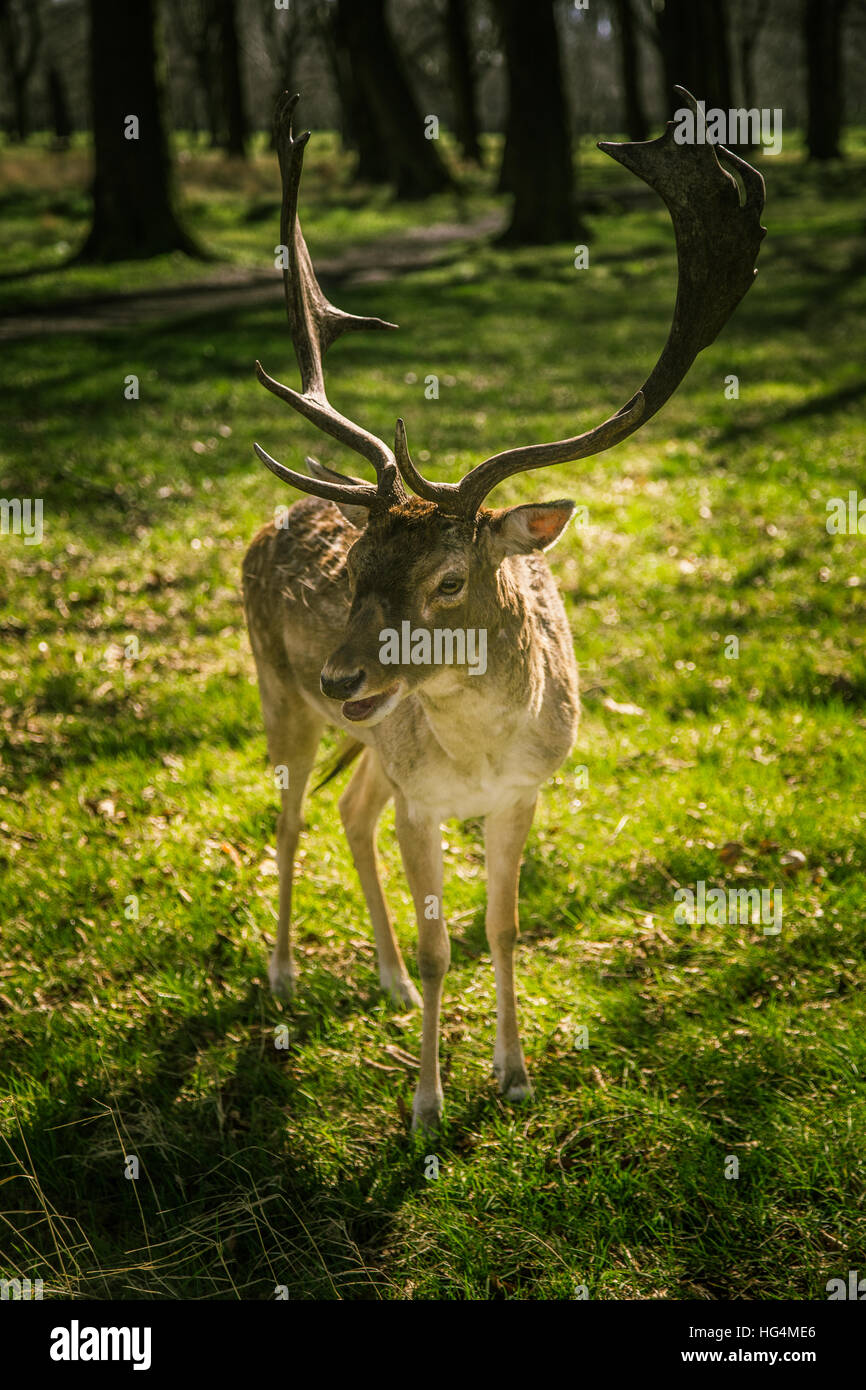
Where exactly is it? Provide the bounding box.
[242,91,765,1132]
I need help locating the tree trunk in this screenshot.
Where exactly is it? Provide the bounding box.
[654,0,733,114]
[804,0,848,160]
[10,70,28,140]
[495,0,577,244]
[334,0,452,198]
[444,0,482,163]
[308,0,349,154]
[191,29,221,148]
[263,8,301,151]
[736,0,769,149]
[740,32,755,113]
[0,0,42,143]
[201,55,222,148]
[271,48,296,128]
[216,0,247,157]
[46,64,72,149]
[79,0,200,261]
[169,0,221,149]
[614,0,648,141]
[326,8,391,180]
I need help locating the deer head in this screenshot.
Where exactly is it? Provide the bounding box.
[253,91,765,724]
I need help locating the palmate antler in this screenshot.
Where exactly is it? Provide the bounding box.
[253,92,406,508]
[254,88,766,518]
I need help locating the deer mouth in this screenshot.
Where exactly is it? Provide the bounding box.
[342,681,402,724]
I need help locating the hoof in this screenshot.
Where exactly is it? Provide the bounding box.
[268,954,297,1000]
[411,1092,443,1134]
[385,973,423,1010]
[494,1060,533,1102]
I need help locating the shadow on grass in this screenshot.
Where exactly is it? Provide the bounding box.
[1,817,859,1299]
[0,675,256,791]
[714,378,866,440]
[1,957,470,1298]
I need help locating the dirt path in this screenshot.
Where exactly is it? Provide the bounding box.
[0,211,503,342]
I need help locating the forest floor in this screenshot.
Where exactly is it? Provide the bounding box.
[0,211,505,340]
[1,131,864,1299]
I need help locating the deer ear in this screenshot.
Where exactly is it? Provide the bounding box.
[332,500,371,530]
[305,457,371,530]
[486,500,576,556]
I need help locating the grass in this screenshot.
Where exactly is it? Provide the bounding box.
[0,129,864,1300]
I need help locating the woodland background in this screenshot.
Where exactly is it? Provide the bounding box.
[1,0,864,1299]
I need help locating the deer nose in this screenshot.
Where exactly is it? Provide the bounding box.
[320,668,366,701]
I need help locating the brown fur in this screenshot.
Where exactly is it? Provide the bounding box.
[242,491,580,1131]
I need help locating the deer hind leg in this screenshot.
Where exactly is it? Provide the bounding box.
[256,660,324,999]
[484,798,536,1101]
[339,749,422,1010]
[394,794,449,1132]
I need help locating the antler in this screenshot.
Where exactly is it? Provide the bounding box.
[253,92,406,509]
[398,87,766,517]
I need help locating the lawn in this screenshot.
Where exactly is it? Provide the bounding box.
[0,130,864,1299]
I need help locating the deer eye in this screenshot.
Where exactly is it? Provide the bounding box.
[437,574,465,596]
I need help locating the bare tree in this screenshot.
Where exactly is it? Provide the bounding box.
[45,64,72,150]
[652,0,734,113]
[444,0,482,163]
[332,0,452,197]
[0,0,42,141]
[734,0,771,113]
[315,0,389,177]
[170,0,222,148]
[262,0,301,112]
[495,0,576,243]
[79,0,200,261]
[804,0,849,159]
[215,0,247,157]
[614,0,648,140]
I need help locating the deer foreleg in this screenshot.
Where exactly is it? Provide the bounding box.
[339,749,421,1009]
[484,798,536,1100]
[255,660,323,1000]
[395,795,449,1132]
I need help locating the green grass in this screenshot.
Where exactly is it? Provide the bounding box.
[0,131,864,1299]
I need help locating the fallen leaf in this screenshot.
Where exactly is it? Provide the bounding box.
[751,746,777,764]
[220,841,243,869]
[781,848,808,874]
[719,841,744,865]
[602,697,645,716]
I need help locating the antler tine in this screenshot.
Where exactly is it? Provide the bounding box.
[406,87,766,518]
[394,418,462,507]
[254,92,406,509]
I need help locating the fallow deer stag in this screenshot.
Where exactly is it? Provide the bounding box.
[243,90,765,1132]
